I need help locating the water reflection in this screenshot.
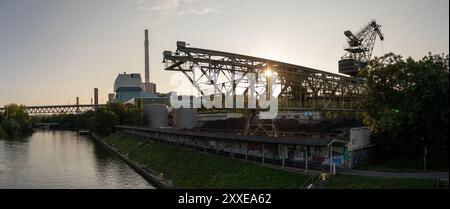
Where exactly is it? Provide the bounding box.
[0,130,154,189]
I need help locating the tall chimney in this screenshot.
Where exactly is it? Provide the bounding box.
[144,29,150,84]
[94,88,99,107]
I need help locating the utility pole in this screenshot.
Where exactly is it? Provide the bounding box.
[94,88,99,109]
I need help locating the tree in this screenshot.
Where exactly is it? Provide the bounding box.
[124,103,143,125]
[3,104,29,121]
[360,53,449,162]
[0,112,5,138]
[0,126,5,138]
[1,104,33,137]
[107,102,143,125]
[0,111,4,122]
[1,119,22,137]
[88,108,119,136]
[107,103,128,124]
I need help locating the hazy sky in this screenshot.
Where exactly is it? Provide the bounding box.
[0,0,448,106]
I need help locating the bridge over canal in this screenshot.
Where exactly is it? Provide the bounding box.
[0,104,106,115]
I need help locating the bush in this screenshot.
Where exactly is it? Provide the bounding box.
[2,119,22,138]
[88,108,119,136]
[107,102,143,125]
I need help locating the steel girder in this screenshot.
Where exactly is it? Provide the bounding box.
[163,42,365,111]
[0,105,105,115]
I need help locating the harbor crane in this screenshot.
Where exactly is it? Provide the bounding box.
[339,19,384,76]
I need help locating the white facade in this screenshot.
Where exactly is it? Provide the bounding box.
[113,73,142,92]
[349,127,371,151]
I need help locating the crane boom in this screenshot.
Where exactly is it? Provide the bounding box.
[339,19,384,76]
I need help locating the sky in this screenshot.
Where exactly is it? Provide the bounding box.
[0,0,448,106]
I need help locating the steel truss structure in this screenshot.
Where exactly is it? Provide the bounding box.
[0,104,105,115]
[339,19,384,76]
[163,41,365,112]
[342,19,384,64]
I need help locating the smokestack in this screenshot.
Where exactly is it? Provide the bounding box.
[144,29,150,84]
[76,97,80,113]
[94,88,99,107]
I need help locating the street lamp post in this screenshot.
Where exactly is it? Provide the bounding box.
[328,139,338,175]
[327,139,347,175]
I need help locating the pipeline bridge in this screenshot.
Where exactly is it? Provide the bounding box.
[0,104,106,115]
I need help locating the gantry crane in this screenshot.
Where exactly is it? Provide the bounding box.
[339,19,384,76]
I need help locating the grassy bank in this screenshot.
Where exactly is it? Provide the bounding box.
[104,132,439,189]
[104,133,311,189]
[325,174,437,189]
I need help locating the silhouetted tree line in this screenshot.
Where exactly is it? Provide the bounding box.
[0,104,34,138]
[360,52,449,167]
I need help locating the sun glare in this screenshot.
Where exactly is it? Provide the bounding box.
[264,69,273,77]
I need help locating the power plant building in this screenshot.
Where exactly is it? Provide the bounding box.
[112,73,157,103]
[109,29,159,104]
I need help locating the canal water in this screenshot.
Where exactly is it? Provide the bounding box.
[0,130,155,189]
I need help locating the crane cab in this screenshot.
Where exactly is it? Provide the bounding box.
[339,58,366,76]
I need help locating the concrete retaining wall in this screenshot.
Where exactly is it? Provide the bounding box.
[90,133,172,189]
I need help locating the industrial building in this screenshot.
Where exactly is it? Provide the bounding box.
[111,73,158,103]
[109,29,159,104]
[112,20,382,172]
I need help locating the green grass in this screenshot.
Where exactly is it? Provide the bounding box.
[325,174,438,189]
[103,132,439,189]
[104,133,310,189]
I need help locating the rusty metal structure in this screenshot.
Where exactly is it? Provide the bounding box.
[163,41,365,112]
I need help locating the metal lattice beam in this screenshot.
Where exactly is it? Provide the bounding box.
[0,104,105,115]
[163,41,365,111]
